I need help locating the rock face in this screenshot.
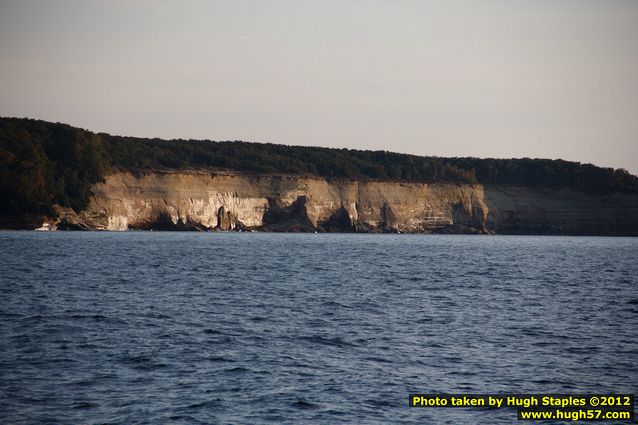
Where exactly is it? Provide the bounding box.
[37,170,634,235]
[484,186,638,235]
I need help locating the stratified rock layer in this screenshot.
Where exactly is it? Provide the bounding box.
[52,170,638,235]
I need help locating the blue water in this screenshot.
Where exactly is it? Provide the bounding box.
[1,232,637,424]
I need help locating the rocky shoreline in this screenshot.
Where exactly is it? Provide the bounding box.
[4,170,637,236]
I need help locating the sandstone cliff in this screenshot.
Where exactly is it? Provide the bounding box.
[37,170,638,235]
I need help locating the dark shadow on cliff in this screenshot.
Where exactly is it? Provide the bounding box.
[432,202,487,234]
[262,196,315,232]
[129,212,207,231]
[318,207,354,232]
[216,206,247,231]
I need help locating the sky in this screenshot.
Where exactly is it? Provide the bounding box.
[1,0,637,174]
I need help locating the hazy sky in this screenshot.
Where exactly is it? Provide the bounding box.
[1,0,637,173]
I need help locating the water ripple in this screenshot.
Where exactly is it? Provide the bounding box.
[0,232,636,424]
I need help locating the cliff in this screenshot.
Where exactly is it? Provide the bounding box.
[2,118,638,234]
[39,170,638,235]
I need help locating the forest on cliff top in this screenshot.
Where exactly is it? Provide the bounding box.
[1,117,637,216]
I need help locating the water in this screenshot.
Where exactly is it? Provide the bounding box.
[1,232,636,424]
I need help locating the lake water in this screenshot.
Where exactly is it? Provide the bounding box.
[1,232,637,424]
